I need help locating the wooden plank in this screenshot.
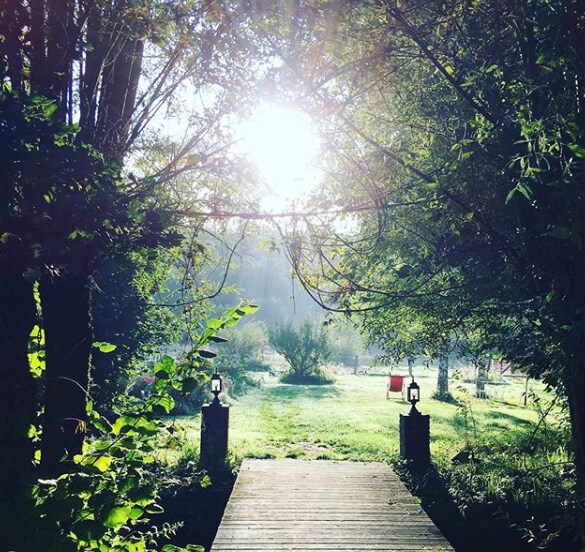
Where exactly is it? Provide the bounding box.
[210,459,454,552]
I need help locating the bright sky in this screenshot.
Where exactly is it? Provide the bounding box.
[234,102,323,212]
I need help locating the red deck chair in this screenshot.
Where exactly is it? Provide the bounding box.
[386,374,405,399]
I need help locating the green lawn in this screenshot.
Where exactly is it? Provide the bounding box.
[176,371,544,467]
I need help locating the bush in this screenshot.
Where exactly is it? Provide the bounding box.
[280,367,335,385]
[268,318,331,383]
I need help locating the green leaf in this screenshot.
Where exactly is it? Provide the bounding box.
[198,349,217,359]
[42,100,58,118]
[206,318,224,330]
[121,476,139,492]
[152,395,175,414]
[200,474,212,489]
[181,377,199,393]
[127,540,147,552]
[209,335,228,343]
[568,143,585,158]
[93,455,112,472]
[517,183,533,200]
[111,415,137,436]
[103,506,132,528]
[93,341,117,353]
[129,506,144,520]
[237,304,259,314]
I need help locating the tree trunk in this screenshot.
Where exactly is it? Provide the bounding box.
[437,351,449,398]
[0,268,37,549]
[40,275,93,476]
[475,357,491,399]
[565,366,585,541]
[407,353,414,378]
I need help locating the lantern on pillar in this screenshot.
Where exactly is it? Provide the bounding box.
[211,371,222,404]
[407,379,420,412]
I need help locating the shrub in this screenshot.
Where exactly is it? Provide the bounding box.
[268,318,332,384]
[280,367,334,385]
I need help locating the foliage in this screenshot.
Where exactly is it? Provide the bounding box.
[92,251,183,413]
[30,306,254,552]
[256,0,585,515]
[268,318,333,384]
[217,321,268,362]
[279,368,334,386]
[430,393,577,551]
[213,321,268,396]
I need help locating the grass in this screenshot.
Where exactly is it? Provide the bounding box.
[173,370,545,466]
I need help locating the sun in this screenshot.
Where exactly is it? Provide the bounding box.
[235,102,322,212]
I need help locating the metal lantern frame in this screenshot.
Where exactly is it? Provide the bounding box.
[407,379,420,411]
[211,371,222,404]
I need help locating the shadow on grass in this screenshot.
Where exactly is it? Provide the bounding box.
[265,383,342,401]
[484,409,535,428]
[446,406,534,434]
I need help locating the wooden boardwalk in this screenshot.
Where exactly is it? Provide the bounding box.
[211,459,454,551]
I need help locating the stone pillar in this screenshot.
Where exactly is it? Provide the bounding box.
[200,402,229,469]
[399,409,430,470]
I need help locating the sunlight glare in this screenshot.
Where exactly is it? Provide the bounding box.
[235,103,322,212]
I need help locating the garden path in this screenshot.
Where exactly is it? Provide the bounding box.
[210,458,454,551]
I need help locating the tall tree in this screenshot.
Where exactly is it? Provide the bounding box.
[259,0,585,522]
[0,1,254,543]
